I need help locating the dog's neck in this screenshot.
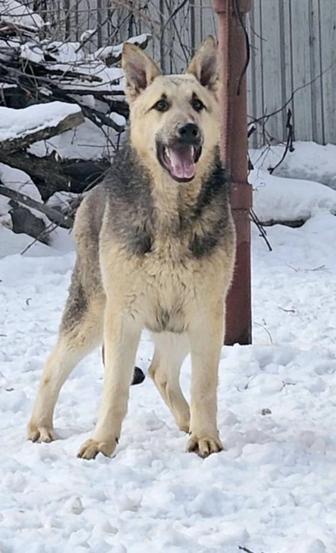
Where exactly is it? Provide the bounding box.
[133,146,218,227]
[107,143,229,258]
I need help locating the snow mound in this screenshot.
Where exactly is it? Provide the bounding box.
[252,169,336,224]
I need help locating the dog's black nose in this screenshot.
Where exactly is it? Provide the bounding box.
[178,123,200,144]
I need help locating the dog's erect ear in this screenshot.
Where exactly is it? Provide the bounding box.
[122,43,161,102]
[186,36,218,90]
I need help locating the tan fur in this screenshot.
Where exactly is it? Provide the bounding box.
[28,37,236,460]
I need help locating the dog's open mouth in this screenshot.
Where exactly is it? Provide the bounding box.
[157,143,202,183]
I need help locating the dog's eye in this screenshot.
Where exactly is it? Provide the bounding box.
[191,97,205,112]
[153,98,170,112]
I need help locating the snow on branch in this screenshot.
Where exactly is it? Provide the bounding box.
[95,33,150,66]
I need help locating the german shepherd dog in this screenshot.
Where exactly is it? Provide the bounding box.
[28,37,236,459]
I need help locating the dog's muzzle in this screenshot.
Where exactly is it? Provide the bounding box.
[156,123,203,183]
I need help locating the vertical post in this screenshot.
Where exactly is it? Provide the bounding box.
[213,0,252,345]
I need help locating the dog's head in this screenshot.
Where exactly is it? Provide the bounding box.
[122,37,220,183]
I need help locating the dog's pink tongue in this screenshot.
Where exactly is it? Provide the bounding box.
[168,147,195,180]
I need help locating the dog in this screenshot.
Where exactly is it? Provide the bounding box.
[27,36,236,459]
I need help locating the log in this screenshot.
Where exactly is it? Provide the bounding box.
[258,218,306,228]
[9,205,49,244]
[0,185,74,228]
[0,152,109,200]
[0,103,84,154]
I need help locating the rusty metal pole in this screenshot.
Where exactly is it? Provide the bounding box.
[213,0,252,345]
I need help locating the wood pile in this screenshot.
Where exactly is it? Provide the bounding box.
[0,0,149,244]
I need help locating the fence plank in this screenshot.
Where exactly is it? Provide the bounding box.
[320,0,336,144]
[248,0,264,147]
[290,0,313,141]
[260,0,284,142]
[309,0,325,144]
[278,0,294,141]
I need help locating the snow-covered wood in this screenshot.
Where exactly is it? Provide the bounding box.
[0,0,45,35]
[95,33,150,66]
[0,102,84,153]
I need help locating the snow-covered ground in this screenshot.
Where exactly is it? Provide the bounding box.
[1,143,336,552]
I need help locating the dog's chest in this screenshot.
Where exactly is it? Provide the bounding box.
[139,236,200,333]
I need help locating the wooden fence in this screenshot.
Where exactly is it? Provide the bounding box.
[248,0,336,146]
[22,0,336,145]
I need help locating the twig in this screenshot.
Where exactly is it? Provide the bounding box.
[254,321,273,344]
[268,109,294,174]
[233,0,251,95]
[238,546,257,553]
[288,264,326,273]
[20,221,58,256]
[278,306,295,313]
[250,209,272,251]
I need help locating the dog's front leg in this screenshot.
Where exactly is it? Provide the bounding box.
[78,301,141,460]
[187,301,224,458]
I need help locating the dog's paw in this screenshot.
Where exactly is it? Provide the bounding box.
[27,421,55,443]
[77,438,117,460]
[187,434,223,458]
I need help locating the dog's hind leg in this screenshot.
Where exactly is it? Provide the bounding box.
[28,275,105,443]
[149,333,190,433]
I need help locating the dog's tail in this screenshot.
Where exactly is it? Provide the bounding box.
[132,366,146,385]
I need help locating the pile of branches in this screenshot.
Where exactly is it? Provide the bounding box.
[0,0,149,244]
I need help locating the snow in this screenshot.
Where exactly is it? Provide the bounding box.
[20,41,44,64]
[0,102,82,143]
[252,170,336,223]
[30,117,117,160]
[250,141,336,224]
[95,34,150,63]
[0,0,44,31]
[43,62,123,94]
[0,163,42,201]
[45,41,85,64]
[1,142,336,551]
[0,82,16,89]
[251,141,336,190]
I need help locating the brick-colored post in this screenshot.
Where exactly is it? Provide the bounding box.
[213,0,252,345]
